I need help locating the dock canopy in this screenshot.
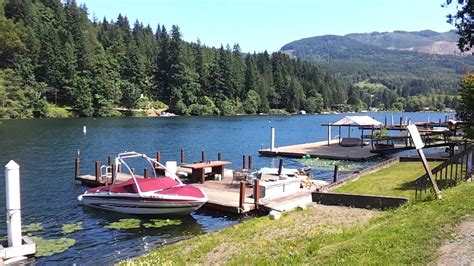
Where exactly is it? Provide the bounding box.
[322,116,383,146]
[332,116,383,127]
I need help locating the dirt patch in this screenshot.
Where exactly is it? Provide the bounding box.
[202,203,380,264]
[433,216,474,265]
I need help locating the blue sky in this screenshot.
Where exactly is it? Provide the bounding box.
[77,0,456,53]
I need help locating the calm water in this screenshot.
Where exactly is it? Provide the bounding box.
[0,112,452,264]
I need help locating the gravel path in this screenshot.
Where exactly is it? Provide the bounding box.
[434,216,474,266]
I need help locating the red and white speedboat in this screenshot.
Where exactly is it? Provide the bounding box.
[78,152,207,215]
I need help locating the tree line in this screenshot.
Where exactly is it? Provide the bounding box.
[0,0,347,118]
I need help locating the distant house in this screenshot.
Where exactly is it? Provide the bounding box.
[330,104,350,113]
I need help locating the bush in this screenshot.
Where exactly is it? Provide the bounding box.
[44,103,73,118]
[268,109,288,115]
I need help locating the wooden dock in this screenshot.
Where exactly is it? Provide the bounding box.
[76,167,317,214]
[259,140,380,161]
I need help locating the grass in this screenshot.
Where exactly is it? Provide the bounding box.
[121,166,473,265]
[333,161,440,200]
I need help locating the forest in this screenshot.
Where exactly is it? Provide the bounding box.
[0,0,348,118]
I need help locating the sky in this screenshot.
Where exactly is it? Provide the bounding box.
[77,0,457,53]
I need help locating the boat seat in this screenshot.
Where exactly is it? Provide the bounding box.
[88,177,180,193]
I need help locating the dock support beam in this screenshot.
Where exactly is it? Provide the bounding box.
[239,182,246,212]
[5,161,22,247]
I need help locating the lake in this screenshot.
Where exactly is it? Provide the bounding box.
[0,112,452,264]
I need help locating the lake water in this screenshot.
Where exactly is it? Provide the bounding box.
[0,112,452,264]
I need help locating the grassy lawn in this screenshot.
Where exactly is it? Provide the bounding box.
[333,161,441,200]
[122,181,474,265]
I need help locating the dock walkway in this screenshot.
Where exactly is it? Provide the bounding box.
[259,140,379,161]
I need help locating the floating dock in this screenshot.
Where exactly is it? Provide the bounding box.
[259,140,379,161]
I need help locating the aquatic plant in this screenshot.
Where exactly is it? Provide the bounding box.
[301,157,382,172]
[62,222,83,234]
[22,223,43,234]
[31,236,76,257]
[105,218,141,230]
[143,219,182,229]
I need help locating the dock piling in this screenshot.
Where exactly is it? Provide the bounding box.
[248,156,253,170]
[242,155,247,170]
[107,156,111,166]
[95,161,100,182]
[144,168,148,179]
[156,152,161,163]
[201,150,205,162]
[333,165,339,183]
[217,152,222,161]
[5,161,22,247]
[271,127,275,151]
[74,157,80,179]
[180,149,185,164]
[111,164,116,185]
[239,181,246,212]
[278,159,284,176]
[254,179,260,210]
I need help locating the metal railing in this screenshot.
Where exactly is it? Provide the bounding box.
[415,143,473,200]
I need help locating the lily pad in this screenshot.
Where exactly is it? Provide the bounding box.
[22,223,43,234]
[31,236,76,257]
[105,218,141,230]
[143,219,182,229]
[62,222,83,234]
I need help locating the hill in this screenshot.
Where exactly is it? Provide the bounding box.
[281,30,474,111]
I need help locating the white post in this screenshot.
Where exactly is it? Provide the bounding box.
[327,125,331,146]
[5,160,22,247]
[270,127,275,151]
[82,126,87,134]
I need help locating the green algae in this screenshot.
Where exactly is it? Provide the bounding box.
[105,218,141,230]
[31,236,76,257]
[62,222,83,234]
[143,219,182,229]
[22,223,43,234]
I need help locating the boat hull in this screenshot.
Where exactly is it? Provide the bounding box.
[79,195,205,215]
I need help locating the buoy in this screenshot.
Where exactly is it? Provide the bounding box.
[82,126,87,134]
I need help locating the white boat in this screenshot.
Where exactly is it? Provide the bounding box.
[160,112,179,117]
[78,152,207,215]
